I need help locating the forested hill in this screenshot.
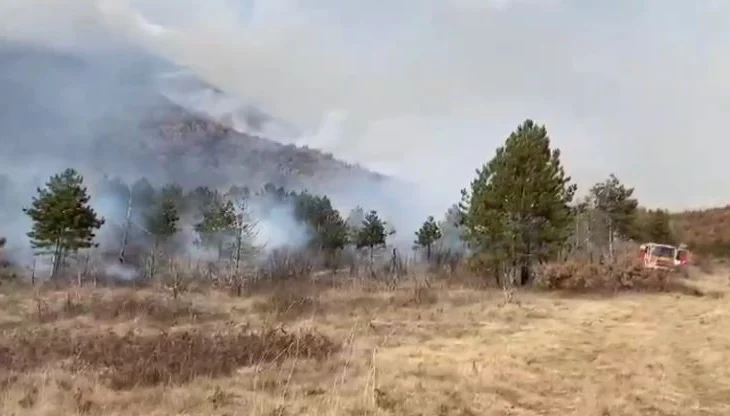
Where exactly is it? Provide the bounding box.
[0,41,388,194]
[136,98,388,191]
[672,207,730,256]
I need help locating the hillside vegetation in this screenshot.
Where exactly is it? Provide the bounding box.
[2,106,730,415]
[0,42,387,195]
[673,207,730,257]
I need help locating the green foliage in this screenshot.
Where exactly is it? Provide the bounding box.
[415,216,442,259]
[194,192,236,259]
[189,186,219,214]
[459,119,576,283]
[23,168,104,277]
[159,184,186,213]
[589,174,638,238]
[146,197,180,244]
[144,194,180,277]
[258,183,292,199]
[229,198,260,274]
[294,193,349,252]
[355,210,388,251]
[635,209,675,244]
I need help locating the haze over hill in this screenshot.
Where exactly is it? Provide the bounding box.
[52,0,730,210]
[0,41,418,258]
[2,0,730,242]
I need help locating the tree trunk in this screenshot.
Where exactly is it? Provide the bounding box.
[51,241,62,280]
[608,221,615,263]
[31,258,36,286]
[234,230,242,274]
[519,262,530,286]
[149,241,158,279]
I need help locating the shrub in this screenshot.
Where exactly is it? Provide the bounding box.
[534,258,696,294]
[34,290,216,324]
[0,326,340,390]
[255,248,314,282]
[252,290,323,321]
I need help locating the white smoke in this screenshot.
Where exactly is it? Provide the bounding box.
[2,0,730,234]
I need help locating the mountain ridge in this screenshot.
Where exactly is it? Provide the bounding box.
[0,40,390,195]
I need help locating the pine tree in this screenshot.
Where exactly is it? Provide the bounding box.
[159,184,186,214]
[23,168,104,278]
[147,199,180,243]
[146,196,180,277]
[188,186,219,216]
[355,210,388,263]
[589,174,638,260]
[229,197,259,275]
[460,119,576,285]
[640,209,675,244]
[194,194,236,260]
[294,193,349,255]
[345,206,366,241]
[415,216,442,260]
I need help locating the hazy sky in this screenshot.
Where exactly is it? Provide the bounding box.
[2,0,730,210]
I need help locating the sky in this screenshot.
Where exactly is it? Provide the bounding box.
[1,0,730,210]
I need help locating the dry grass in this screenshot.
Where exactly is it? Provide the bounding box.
[2,269,730,415]
[29,289,221,325]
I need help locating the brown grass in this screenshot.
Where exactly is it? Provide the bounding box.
[2,270,730,415]
[30,289,218,325]
[0,326,338,390]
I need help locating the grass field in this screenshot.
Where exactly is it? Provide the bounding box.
[0,271,729,416]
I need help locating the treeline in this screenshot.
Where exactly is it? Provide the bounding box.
[3,119,682,285]
[11,170,415,280]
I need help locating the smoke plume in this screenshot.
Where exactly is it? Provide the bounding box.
[2,0,730,269]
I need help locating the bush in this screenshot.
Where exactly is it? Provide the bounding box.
[256,248,314,282]
[534,258,697,294]
[252,290,323,320]
[0,326,340,390]
[33,290,216,324]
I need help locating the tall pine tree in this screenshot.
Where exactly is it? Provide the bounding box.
[24,169,104,278]
[589,174,638,260]
[460,119,576,285]
[194,193,236,260]
[415,216,442,260]
[146,196,180,277]
[355,210,389,263]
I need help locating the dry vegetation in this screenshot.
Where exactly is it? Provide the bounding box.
[1,263,730,415]
[674,207,730,256]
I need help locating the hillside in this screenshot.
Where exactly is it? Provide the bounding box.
[0,41,387,195]
[673,207,730,256]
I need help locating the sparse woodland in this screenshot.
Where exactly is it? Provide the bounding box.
[1,119,729,415]
[0,119,691,289]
